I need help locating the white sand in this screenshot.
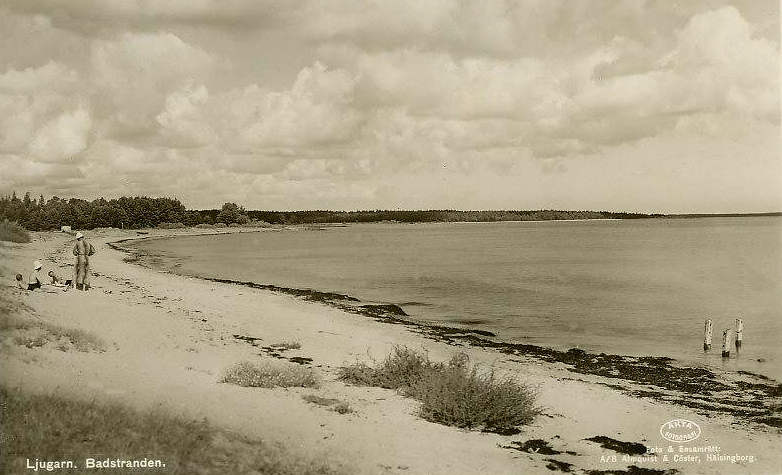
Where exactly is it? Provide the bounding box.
[2,229,780,475]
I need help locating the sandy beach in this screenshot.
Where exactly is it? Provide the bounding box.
[2,228,781,475]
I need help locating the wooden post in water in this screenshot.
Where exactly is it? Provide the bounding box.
[735,318,744,349]
[703,319,713,351]
[721,329,732,358]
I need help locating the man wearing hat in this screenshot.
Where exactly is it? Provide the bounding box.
[73,232,95,291]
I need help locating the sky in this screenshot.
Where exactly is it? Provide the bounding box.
[0,0,779,213]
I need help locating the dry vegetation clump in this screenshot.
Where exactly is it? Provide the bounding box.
[302,395,354,414]
[0,313,106,352]
[338,347,539,433]
[0,387,342,475]
[270,341,301,350]
[221,360,319,388]
[0,219,30,243]
[330,402,353,414]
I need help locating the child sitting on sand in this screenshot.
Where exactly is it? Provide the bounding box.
[15,261,69,292]
[48,270,72,287]
[16,273,42,291]
[15,274,35,290]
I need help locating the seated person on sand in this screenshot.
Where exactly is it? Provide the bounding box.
[27,260,44,290]
[15,261,68,292]
[48,270,72,287]
[15,274,34,290]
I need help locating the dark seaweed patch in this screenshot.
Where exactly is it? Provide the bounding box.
[585,436,647,455]
[545,459,573,472]
[503,439,561,455]
[288,356,314,365]
[485,427,522,436]
[233,334,262,345]
[361,304,408,316]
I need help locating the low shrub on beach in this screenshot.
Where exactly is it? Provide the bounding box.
[221,360,319,388]
[194,223,214,229]
[0,387,342,475]
[339,347,540,433]
[0,219,30,243]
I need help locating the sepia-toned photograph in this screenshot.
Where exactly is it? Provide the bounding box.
[1,1,780,474]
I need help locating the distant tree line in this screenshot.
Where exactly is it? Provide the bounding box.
[1,191,660,231]
[0,192,192,230]
[216,209,661,224]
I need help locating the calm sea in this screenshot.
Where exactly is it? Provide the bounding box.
[129,217,782,379]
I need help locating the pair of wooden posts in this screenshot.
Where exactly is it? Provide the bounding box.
[703,318,743,357]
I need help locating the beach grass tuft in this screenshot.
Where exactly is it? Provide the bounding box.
[0,386,342,475]
[1,313,106,352]
[302,395,354,414]
[221,360,319,388]
[338,347,540,432]
[270,340,302,350]
[0,219,31,243]
[331,402,353,414]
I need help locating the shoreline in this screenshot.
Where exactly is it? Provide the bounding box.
[111,232,782,429]
[2,228,781,474]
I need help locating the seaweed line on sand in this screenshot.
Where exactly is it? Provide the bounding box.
[109,238,782,429]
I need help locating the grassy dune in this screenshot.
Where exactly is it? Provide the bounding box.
[0,313,106,352]
[0,387,342,475]
[0,220,30,243]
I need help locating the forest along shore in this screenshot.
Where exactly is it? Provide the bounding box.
[1,228,781,475]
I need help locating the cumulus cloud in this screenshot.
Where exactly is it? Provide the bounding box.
[90,32,215,137]
[349,50,565,120]
[663,6,780,119]
[228,62,362,149]
[0,61,87,159]
[0,61,78,93]
[0,155,85,188]
[27,108,93,163]
[0,2,778,212]
[157,83,215,147]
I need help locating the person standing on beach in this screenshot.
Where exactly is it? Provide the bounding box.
[73,232,95,291]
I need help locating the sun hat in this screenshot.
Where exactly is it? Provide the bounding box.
[76,232,84,239]
[34,260,42,270]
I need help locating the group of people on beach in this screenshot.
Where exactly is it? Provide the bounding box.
[15,232,95,292]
